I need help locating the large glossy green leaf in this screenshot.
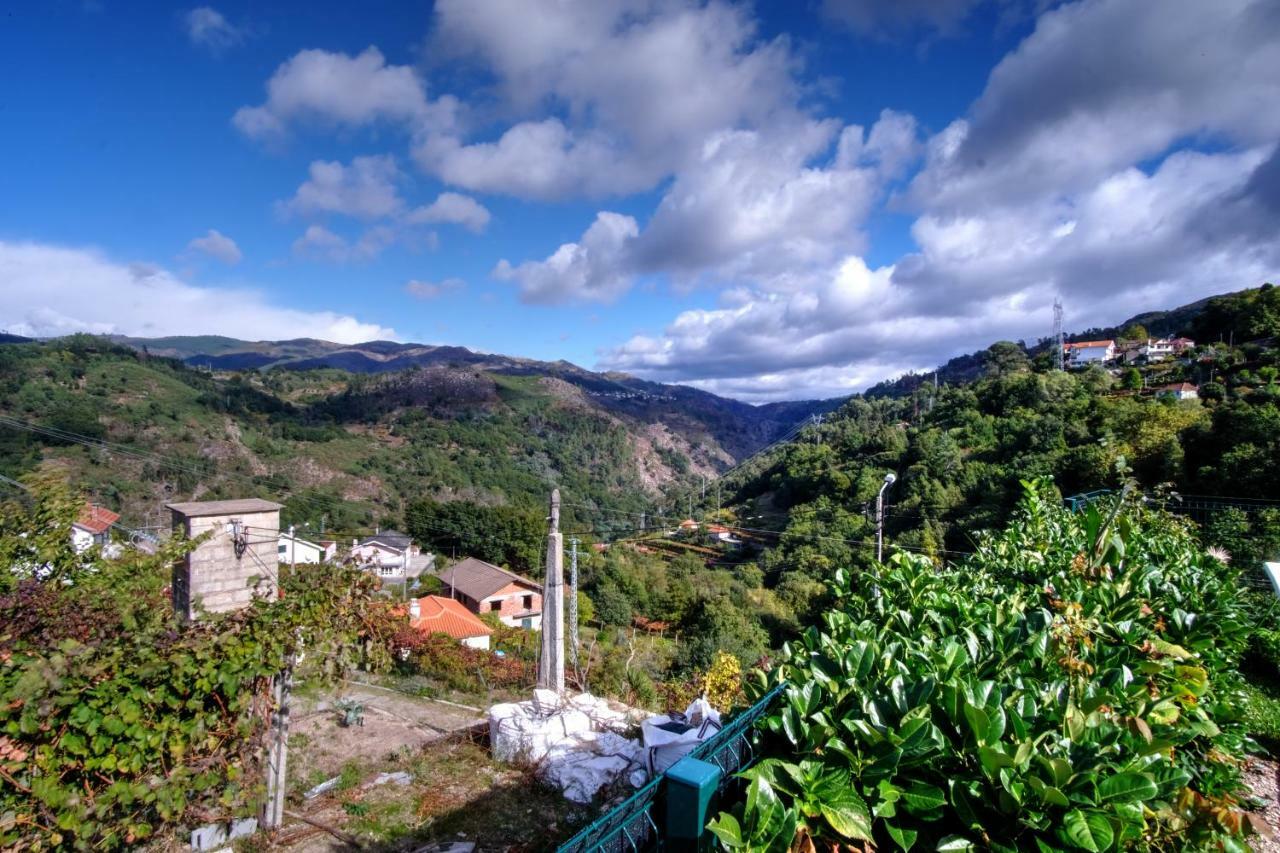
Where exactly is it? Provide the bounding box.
[706,812,744,849]
[819,790,872,841]
[1061,809,1114,852]
[885,822,918,851]
[1096,772,1157,803]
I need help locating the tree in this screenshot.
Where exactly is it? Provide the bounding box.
[1200,381,1226,402]
[1120,323,1149,341]
[1121,368,1143,390]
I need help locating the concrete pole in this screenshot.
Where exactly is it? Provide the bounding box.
[538,489,565,694]
[262,663,293,829]
[568,537,580,680]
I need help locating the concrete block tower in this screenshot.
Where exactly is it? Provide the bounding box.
[167,498,283,621]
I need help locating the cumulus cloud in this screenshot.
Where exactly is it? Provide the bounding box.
[594,0,1280,400]
[0,241,394,342]
[908,0,1280,211]
[404,278,465,299]
[291,225,396,263]
[405,192,491,233]
[184,229,242,265]
[494,110,917,304]
[414,0,801,199]
[233,47,446,141]
[493,212,639,304]
[280,155,404,220]
[184,7,243,51]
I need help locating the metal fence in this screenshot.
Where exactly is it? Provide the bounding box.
[556,682,786,853]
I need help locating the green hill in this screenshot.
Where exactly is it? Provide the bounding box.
[0,334,823,538]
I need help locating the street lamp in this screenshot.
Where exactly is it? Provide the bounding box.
[876,473,896,562]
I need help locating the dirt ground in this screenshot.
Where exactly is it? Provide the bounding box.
[263,683,587,853]
[1247,755,1280,852]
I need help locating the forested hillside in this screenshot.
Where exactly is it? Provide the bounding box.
[555,293,1280,678]
[0,335,799,536]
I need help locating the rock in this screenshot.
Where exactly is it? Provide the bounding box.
[303,775,342,799]
[190,824,228,851]
[371,771,412,787]
[228,818,257,840]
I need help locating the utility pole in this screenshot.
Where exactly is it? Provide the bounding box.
[876,473,897,563]
[1053,299,1066,371]
[537,490,565,694]
[639,511,646,533]
[568,537,580,681]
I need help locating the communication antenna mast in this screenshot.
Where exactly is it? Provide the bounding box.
[1053,299,1066,371]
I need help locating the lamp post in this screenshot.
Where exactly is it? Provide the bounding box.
[876,473,896,563]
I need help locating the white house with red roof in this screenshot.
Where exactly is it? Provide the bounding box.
[1064,340,1116,366]
[409,595,493,650]
[71,504,119,553]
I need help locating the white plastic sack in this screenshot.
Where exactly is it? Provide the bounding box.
[639,697,723,775]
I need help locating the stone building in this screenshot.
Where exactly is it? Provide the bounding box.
[167,498,283,621]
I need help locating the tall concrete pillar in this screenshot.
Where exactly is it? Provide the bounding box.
[538,489,565,694]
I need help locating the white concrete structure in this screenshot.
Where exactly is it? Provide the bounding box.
[538,490,565,694]
[352,530,422,578]
[167,499,282,621]
[71,505,118,554]
[277,529,325,564]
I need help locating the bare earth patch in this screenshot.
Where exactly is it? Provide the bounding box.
[1246,755,1280,852]
[273,683,588,852]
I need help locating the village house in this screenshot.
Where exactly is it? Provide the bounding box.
[408,595,493,650]
[1064,340,1116,366]
[352,530,432,580]
[436,557,542,629]
[277,528,327,564]
[71,504,119,553]
[1156,382,1200,401]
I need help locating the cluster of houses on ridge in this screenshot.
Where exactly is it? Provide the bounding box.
[1062,335,1196,367]
[1063,336,1201,399]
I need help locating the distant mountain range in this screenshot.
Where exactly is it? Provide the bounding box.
[109,334,840,461]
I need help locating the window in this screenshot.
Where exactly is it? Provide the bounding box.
[278,544,287,555]
[489,600,500,612]
[523,594,533,610]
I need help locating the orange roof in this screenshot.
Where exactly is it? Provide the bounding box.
[1063,340,1115,350]
[75,504,120,535]
[679,519,699,529]
[706,524,730,534]
[410,595,492,640]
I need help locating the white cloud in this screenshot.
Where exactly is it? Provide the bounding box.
[494,110,916,304]
[0,241,395,343]
[184,229,242,265]
[184,7,243,51]
[281,155,404,220]
[415,0,801,199]
[404,278,465,299]
[405,192,491,233]
[291,225,396,263]
[493,212,639,304]
[908,0,1280,211]
[233,47,444,141]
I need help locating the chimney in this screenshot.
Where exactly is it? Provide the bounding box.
[408,598,421,619]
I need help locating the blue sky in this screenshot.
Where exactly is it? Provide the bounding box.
[2,1,1277,401]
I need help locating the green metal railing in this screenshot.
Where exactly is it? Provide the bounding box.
[556,682,786,853]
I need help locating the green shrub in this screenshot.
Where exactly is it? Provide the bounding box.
[714,481,1254,851]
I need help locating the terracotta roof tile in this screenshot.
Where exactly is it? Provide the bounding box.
[411,595,493,640]
[75,504,120,535]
